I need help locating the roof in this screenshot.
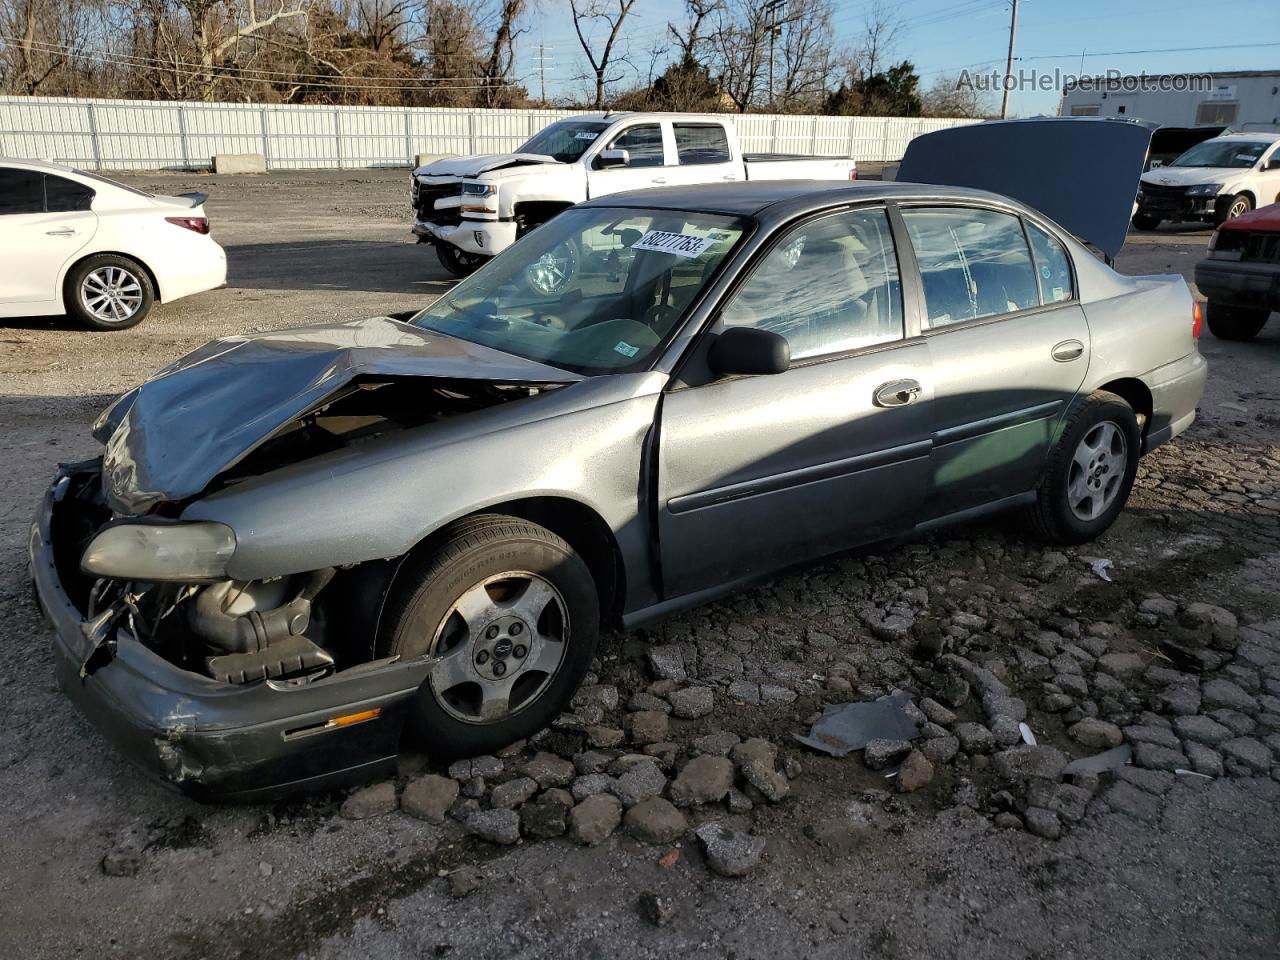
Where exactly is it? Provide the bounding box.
[1212,131,1280,142]
[0,156,77,173]
[1065,69,1280,89]
[578,180,1026,220]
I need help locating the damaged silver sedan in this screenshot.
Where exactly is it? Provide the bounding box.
[29,122,1207,799]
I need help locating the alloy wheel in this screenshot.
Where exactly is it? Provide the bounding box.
[1067,420,1127,522]
[80,266,143,324]
[426,571,570,724]
[1227,197,1251,219]
[525,241,578,295]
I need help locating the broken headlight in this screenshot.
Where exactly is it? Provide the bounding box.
[81,521,236,583]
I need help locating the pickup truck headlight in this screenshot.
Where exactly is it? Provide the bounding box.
[1186,183,1222,197]
[81,521,236,582]
[461,181,497,197]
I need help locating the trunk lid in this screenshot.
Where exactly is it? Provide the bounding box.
[96,316,582,515]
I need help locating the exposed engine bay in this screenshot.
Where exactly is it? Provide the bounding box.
[54,375,557,688]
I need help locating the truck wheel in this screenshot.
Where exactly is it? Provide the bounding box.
[1023,391,1140,546]
[1206,301,1269,341]
[524,238,580,296]
[1131,212,1161,231]
[1214,193,1252,226]
[65,254,154,330]
[436,243,486,279]
[381,515,599,758]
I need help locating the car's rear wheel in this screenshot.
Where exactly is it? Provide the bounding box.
[1206,301,1270,341]
[65,254,154,330]
[1023,391,1141,545]
[1214,193,1253,226]
[382,515,599,757]
[436,242,486,279]
[1131,212,1161,231]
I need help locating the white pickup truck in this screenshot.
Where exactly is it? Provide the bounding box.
[411,112,857,277]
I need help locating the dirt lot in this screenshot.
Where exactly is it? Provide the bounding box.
[1,171,1278,960]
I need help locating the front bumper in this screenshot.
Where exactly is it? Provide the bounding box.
[411,218,516,257]
[1142,351,1207,455]
[28,469,431,801]
[1136,192,1223,224]
[1194,258,1280,312]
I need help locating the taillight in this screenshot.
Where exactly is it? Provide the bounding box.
[1191,301,1203,339]
[850,168,857,181]
[165,216,209,234]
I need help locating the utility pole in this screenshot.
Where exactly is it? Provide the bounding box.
[766,0,785,107]
[1000,0,1019,119]
[538,43,547,104]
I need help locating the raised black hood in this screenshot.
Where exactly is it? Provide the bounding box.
[896,117,1153,260]
[95,316,581,515]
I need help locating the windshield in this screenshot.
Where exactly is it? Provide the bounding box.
[1170,140,1269,168]
[410,207,748,375]
[516,121,611,163]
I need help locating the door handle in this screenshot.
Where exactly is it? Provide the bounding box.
[650,176,667,184]
[46,228,78,236]
[874,379,922,408]
[1051,339,1084,362]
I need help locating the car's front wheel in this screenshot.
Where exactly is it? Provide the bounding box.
[65,254,154,330]
[1215,193,1253,226]
[382,515,600,757]
[1131,212,1161,231]
[1206,301,1270,341]
[436,242,486,279]
[1024,391,1141,545]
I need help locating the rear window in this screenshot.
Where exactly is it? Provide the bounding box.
[0,169,44,214]
[674,124,731,165]
[1027,221,1073,304]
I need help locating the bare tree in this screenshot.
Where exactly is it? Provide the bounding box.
[569,0,635,109]
[706,0,768,112]
[921,73,988,118]
[772,0,833,111]
[853,0,899,81]
[668,0,716,61]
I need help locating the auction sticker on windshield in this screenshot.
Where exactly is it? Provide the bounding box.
[632,230,717,259]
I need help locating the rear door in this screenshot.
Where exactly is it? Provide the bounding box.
[585,121,670,198]
[0,168,96,306]
[666,121,742,187]
[897,204,1089,520]
[657,205,933,597]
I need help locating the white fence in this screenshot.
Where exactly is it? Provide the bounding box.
[0,95,980,171]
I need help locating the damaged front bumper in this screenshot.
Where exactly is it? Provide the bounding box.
[28,470,432,801]
[411,218,515,256]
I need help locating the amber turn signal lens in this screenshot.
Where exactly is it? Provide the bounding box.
[329,708,381,728]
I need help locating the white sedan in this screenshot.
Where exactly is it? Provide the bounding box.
[0,158,226,330]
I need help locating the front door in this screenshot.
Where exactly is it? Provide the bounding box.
[585,122,670,199]
[657,206,933,597]
[898,205,1090,519]
[0,168,95,306]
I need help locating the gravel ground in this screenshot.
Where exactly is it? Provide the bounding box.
[2,171,1279,960]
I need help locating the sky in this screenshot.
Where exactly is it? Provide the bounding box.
[512,0,1280,115]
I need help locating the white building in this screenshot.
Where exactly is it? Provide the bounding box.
[1059,70,1280,129]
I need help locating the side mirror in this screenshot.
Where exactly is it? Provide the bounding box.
[708,326,790,377]
[596,149,629,169]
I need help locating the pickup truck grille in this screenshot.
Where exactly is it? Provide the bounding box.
[414,180,463,226]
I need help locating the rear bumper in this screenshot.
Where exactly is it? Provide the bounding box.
[28,470,429,801]
[1194,258,1280,312]
[412,219,514,256]
[1142,351,1207,455]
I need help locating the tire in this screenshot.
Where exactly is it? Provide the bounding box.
[1131,212,1161,231]
[436,242,486,279]
[64,254,154,330]
[381,514,600,758]
[1206,301,1270,341]
[1023,391,1141,546]
[1214,193,1253,226]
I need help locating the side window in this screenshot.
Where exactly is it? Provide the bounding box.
[901,207,1039,330]
[608,124,664,168]
[724,208,903,360]
[1026,221,1073,304]
[674,124,731,165]
[44,175,94,213]
[0,169,45,214]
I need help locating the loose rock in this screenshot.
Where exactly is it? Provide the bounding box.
[625,797,689,844]
[569,794,623,846]
[466,808,521,845]
[670,755,734,807]
[695,822,766,877]
[340,782,397,820]
[401,775,459,824]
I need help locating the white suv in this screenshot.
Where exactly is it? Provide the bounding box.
[1133,132,1280,230]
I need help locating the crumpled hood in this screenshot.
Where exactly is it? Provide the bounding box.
[1140,165,1246,187]
[95,316,581,515]
[413,153,559,179]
